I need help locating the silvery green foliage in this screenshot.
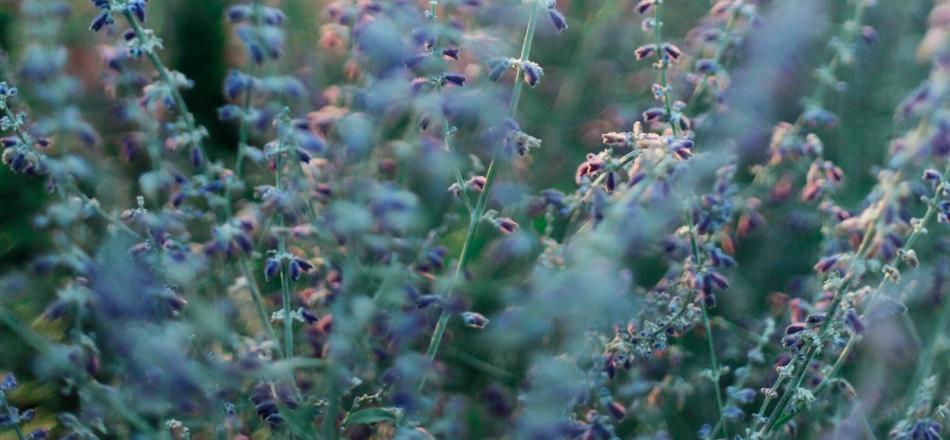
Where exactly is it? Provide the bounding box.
[0,0,948,439]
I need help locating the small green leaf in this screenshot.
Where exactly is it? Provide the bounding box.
[345,407,402,425]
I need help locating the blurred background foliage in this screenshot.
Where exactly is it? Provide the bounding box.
[0,0,942,437]
[0,0,932,272]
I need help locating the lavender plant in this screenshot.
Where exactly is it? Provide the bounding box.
[0,0,947,438]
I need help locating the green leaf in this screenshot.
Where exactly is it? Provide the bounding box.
[345,407,402,425]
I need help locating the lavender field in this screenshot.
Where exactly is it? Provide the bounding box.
[0,0,948,438]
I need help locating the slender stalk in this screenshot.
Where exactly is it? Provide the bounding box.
[759,191,918,435]
[752,217,875,434]
[655,0,725,430]
[893,272,950,427]
[226,0,262,211]
[654,3,678,138]
[1,105,141,241]
[685,209,725,436]
[420,0,541,382]
[242,258,282,354]
[768,165,950,430]
[234,64,256,182]
[1,397,26,440]
[275,151,294,359]
[121,10,211,175]
[219,0,284,354]
[683,7,738,116]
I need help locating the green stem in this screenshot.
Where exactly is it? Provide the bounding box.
[122,10,210,175]
[225,0,262,216]
[242,258,282,355]
[1,397,26,440]
[684,209,725,436]
[275,151,294,359]
[2,104,142,241]
[768,164,950,433]
[420,0,541,386]
[654,2,677,137]
[683,7,738,116]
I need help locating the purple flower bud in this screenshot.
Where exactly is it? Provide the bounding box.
[906,419,941,440]
[227,5,251,22]
[0,373,16,391]
[781,334,805,352]
[289,259,302,281]
[168,294,188,314]
[670,139,694,160]
[662,43,683,62]
[522,61,543,87]
[862,26,878,45]
[288,258,313,282]
[461,311,489,329]
[190,146,204,169]
[442,72,466,86]
[26,429,49,440]
[696,58,718,74]
[467,175,487,192]
[217,104,242,121]
[939,200,950,222]
[442,47,460,60]
[235,232,254,254]
[805,313,826,325]
[488,58,512,81]
[705,271,729,290]
[43,300,69,321]
[547,7,568,33]
[785,323,805,335]
[607,401,627,420]
[90,11,112,32]
[415,294,442,309]
[703,291,717,308]
[224,70,252,100]
[20,408,35,422]
[923,168,942,184]
[128,0,147,23]
[495,217,519,235]
[642,107,666,122]
[264,257,280,281]
[635,44,657,60]
[709,248,737,267]
[635,0,655,14]
[262,7,286,26]
[814,255,839,273]
[845,308,864,334]
[733,388,757,404]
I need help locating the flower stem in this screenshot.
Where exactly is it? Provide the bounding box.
[122,10,211,176]
[770,163,950,432]
[685,210,725,437]
[0,397,26,440]
[420,0,541,387]
[654,1,678,137]
[275,150,294,359]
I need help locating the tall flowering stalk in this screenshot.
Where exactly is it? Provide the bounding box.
[219,0,298,354]
[90,0,211,173]
[422,0,555,369]
[745,4,949,437]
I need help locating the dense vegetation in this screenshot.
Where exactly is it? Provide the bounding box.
[0,0,948,438]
